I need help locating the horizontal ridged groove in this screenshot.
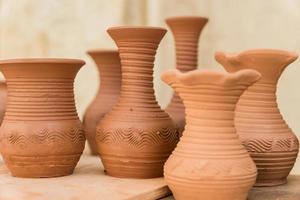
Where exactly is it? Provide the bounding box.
[174,32,198,72]
[5,78,78,121]
[236,82,293,134]
[251,151,298,178]
[105,41,169,120]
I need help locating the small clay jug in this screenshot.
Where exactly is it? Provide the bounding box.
[165,16,208,135]
[215,49,299,186]
[0,58,86,178]
[0,81,7,124]
[162,69,260,200]
[96,26,179,178]
[83,50,121,155]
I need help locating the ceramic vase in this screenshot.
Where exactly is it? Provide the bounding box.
[165,16,208,135]
[96,27,179,178]
[83,50,121,155]
[162,69,260,200]
[215,49,299,186]
[0,59,86,178]
[0,81,7,124]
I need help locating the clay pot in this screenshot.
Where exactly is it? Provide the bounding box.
[165,16,208,135]
[162,69,260,200]
[96,26,179,178]
[215,49,299,186]
[0,58,86,178]
[83,50,121,155]
[0,81,7,124]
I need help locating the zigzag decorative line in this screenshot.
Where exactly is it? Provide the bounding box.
[96,126,179,149]
[1,127,85,149]
[165,157,256,177]
[242,137,299,153]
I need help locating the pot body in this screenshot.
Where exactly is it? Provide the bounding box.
[162,69,260,200]
[165,16,208,136]
[96,27,179,178]
[0,59,85,178]
[83,50,121,155]
[216,49,299,186]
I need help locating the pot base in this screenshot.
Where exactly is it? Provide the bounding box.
[3,154,81,178]
[254,178,287,187]
[101,155,164,179]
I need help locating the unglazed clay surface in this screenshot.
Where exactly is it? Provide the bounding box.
[216,49,299,186]
[164,16,208,136]
[0,59,85,178]
[83,50,121,155]
[0,81,7,124]
[96,27,179,178]
[162,69,260,200]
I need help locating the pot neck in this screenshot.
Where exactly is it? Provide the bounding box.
[167,17,208,72]
[0,61,83,121]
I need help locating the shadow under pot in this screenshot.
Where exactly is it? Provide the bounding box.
[0,58,86,178]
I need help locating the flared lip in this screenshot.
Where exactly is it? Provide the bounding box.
[107,26,166,32]
[232,49,298,57]
[0,58,85,65]
[87,49,118,55]
[166,16,209,21]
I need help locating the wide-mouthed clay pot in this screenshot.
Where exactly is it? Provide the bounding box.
[0,81,7,124]
[0,58,86,178]
[165,16,208,136]
[83,50,121,155]
[96,26,179,178]
[215,49,299,186]
[162,69,260,200]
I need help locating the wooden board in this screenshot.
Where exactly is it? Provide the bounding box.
[0,154,170,200]
[161,176,300,200]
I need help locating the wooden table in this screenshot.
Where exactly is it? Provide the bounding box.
[1,153,299,200]
[0,154,171,200]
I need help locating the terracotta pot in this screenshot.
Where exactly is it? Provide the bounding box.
[96,26,179,178]
[0,81,7,124]
[215,49,299,186]
[165,16,208,136]
[0,58,86,178]
[83,50,121,155]
[162,69,260,200]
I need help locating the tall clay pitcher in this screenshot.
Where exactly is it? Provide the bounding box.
[165,16,208,135]
[162,69,260,200]
[216,49,299,186]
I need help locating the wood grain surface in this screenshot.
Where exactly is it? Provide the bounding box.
[0,154,171,200]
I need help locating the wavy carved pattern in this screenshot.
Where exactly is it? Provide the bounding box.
[243,137,299,153]
[3,127,85,149]
[96,126,179,149]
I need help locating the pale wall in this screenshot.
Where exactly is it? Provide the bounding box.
[1,0,300,174]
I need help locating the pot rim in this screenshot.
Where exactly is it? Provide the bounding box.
[107,26,166,32]
[0,58,85,65]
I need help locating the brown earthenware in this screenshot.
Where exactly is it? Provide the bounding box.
[83,50,121,155]
[162,69,260,200]
[0,81,7,124]
[215,49,299,186]
[165,16,208,136]
[0,58,86,178]
[96,26,179,178]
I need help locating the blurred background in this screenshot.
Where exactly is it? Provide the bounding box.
[0,0,300,173]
